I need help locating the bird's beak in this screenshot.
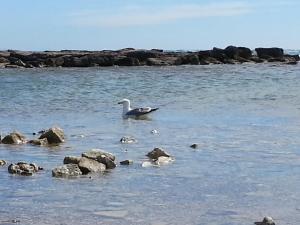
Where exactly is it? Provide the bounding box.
[118,101,122,104]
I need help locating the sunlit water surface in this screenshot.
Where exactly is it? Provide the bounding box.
[0,64,300,225]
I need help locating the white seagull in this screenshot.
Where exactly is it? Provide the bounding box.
[118,99,159,119]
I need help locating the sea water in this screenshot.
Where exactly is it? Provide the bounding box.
[0,63,300,225]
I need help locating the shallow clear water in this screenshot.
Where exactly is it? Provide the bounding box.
[0,63,300,225]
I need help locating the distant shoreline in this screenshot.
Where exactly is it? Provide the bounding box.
[0,46,299,68]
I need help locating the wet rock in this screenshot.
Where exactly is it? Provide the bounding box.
[190,144,198,149]
[82,149,116,169]
[63,156,82,165]
[78,157,106,174]
[39,127,65,144]
[255,47,284,59]
[8,162,42,176]
[0,160,7,166]
[28,138,48,146]
[146,147,170,160]
[120,136,137,144]
[52,164,82,177]
[82,149,115,162]
[120,159,133,165]
[1,132,26,144]
[254,216,275,225]
[96,155,116,169]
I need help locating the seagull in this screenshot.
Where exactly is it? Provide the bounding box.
[118,99,159,119]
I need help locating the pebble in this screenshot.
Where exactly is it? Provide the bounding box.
[190,144,198,149]
[0,160,7,166]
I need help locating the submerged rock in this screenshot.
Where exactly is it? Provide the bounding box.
[146,148,170,160]
[0,159,7,166]
[78,157,106,174]
[120,136,137,144]
[254,216,275,225]
[39,127,65,144]
[8,162,42,176]
[52,164,82,177]
[28,138,48,146]
[120,159,133,165]
[1,132,26,145]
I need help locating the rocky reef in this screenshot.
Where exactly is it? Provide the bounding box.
[0,46,298,68]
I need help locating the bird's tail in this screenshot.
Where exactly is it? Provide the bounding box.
[150,108,159,113]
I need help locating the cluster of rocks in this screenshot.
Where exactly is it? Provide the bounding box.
[52,149,116,177]
[0,127,65,146]
[0,46,298,68]
[8,162,43,176]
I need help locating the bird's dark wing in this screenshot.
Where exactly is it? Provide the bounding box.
[126,107,158,116]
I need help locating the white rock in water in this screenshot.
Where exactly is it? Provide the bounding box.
[151,129,159,134]
[141,161,154,168]
[155,156,174,165]
[120,136,137,144]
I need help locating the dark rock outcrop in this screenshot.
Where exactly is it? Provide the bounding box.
[255,47,284,59]
[8,162,42,176]
[125,50,160,61]
[114,57,140,66]
[0,46,298,68]
[146,148,170,160]
[39,127,65,144]
[1,132,26,144]
[224,46,252,59]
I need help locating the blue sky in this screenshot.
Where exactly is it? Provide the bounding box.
[0,0,299,50]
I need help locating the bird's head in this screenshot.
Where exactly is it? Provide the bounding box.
[118,98,130,105]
